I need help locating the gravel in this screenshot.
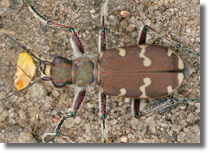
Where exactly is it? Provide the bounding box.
[0,0,200,143]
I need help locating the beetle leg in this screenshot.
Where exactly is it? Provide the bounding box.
[70,28,85,58]
[99,90,107,142]
[99,17,106,53]
[72,87,87,115]
[51,87,86,143]
[99,0,109,53]
[133,99,141,118]
[138,25,148,44]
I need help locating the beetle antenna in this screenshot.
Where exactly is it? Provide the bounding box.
[25,0,72,29]
[146,26,200,57]
[0,77,50,102]
[3,33,51,74]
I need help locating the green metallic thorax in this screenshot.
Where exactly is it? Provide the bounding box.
[73,58,99,87]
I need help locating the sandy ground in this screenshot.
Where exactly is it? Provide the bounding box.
[0,0,200,143]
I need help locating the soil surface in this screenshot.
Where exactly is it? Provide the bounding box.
[0,0,200,143]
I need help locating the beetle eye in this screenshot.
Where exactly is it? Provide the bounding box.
[52,80,65,88]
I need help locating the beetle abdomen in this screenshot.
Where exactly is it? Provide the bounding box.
[99,44,189,99]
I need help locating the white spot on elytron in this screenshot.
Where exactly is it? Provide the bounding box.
[166,73,184,95]
[117,48,126,57]
[178,73,184,85]
[167,48,184,70]
[139,77,152,98]
[118,88,126,96]
[138,45,152,67]
[167,86,174,95]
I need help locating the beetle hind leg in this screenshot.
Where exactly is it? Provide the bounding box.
[99,91,108,142]
[133,99,141,118]
[137,25,148,44]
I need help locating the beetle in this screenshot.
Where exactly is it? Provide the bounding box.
[0,0,200,143]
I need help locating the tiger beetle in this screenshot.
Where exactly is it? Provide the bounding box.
[0,0,200,143]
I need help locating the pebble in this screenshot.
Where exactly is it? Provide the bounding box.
[0,0,200,143]
[84,123,90,131]
[186,112,194,123]
[144,19,151,25]
[75,116,81,124]
[1,110,9,117]
[126,127,131,133]
[145,117,156,133]
[125,98,130,103]
[19,132,37,143]
[28,107,39,118]
[0,115,5,122]
[120,20,128,29]
[29,83,47,99]
[120,10,131,18]
[120,136,128,143]
[72,2,77,11]
[129,16,135,23]
[90,9,96,14]
[64,118,75,129]
[195,103,200,109]
[135,21,143,29]
[0,106,3,113]
[177,132,186,142]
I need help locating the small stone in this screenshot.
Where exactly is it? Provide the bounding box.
[90,9,95,14]
[144,19,151,25]
[64,118,75,129]
[84,123,90,130]
[145,117,156,133]
[120,20,128,29]
[177,132,186,142]
[52,118,60,123]
[187,112,194,123]
[18,110,26,120]
[120,10,130,18]
[0,106,4,113]
[1,110,8,117]
[195,109,200,113]
[127,133,132,138]
[186,29,191,33]
[195,103,200,109]
[195,37,200,43]
[72,2,77,11]
[28,107,39,118]
[168,130,173,136]
[129,16,135,23]
[126,127,131,133]
[125,98,130,103]
[29,83,47,99]
[135,21,143,29]
[75,116,81,124]
[19,132,37,143]
[131,117,139,129]
[0,115,5,122]
[51,110,57,115]
[120,136,128,143]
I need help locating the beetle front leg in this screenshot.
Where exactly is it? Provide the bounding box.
[99,0,108,53]
[69,28,85,58]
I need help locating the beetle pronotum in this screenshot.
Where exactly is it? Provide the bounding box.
[0,0,200,143]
